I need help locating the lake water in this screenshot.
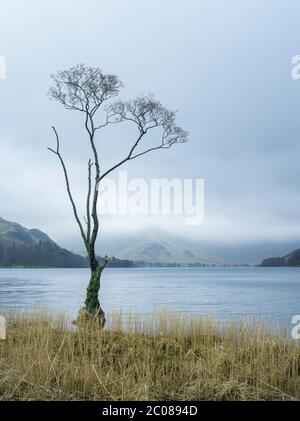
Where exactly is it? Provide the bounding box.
[0,267,299,326]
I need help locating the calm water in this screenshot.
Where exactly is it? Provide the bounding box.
[0,267,299,325]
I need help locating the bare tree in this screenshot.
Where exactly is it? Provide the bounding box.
[48,64,188,327]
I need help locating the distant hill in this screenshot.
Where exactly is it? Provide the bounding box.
[0,217,54,247]
[0,217,88,267]
[260,248,300,267]
[100,231,221,265]
[93,228,300,266]
[3,217,299,267]
[0,217,136,268]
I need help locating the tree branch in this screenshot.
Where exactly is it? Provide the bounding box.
[86,159,93,243]
[48,126,88,247]
[98,132,146,181]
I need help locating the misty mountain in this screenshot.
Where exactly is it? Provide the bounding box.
[0,217,54,247]
[0,217,87,267]
[103,235,220,265]
[260,248,300,267]
[2,217,299,267]
[0,217,136,268]
[100,232,220,265]
[97,230,227,265]
[95,229,300,266]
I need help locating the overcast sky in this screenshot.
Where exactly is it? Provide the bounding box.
[1,0,300,249]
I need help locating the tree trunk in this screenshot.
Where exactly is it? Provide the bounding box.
[73,254,108,329]
[84,264,106,327]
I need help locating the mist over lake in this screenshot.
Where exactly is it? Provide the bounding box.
[0,267,299,327]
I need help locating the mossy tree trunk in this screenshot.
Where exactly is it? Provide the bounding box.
[84,257,107,327]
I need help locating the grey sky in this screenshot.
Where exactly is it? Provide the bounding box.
[1,0,300,249]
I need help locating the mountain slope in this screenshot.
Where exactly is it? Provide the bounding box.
[101,231,222,265]
[260,248,300,267]
[0,217,87,267]
[97,229,300,266]
[0,217,54,247]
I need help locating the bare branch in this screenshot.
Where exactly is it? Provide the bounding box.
[99,95,189,180]
[48,64,123,114]
[94,110,122,130]
[86,159,93,243]
[48,126,88,246]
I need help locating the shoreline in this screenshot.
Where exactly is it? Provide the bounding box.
[0,309,298,401]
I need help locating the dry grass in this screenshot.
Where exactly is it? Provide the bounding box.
[0,309,299,401]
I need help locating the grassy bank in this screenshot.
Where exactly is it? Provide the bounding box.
[0,310,299,401]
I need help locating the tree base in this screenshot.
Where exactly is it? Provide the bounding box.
[72,306,106,329]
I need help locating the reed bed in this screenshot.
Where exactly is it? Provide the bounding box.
[0,309,299,401]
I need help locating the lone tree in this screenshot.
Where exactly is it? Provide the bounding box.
[48,64,188,327]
